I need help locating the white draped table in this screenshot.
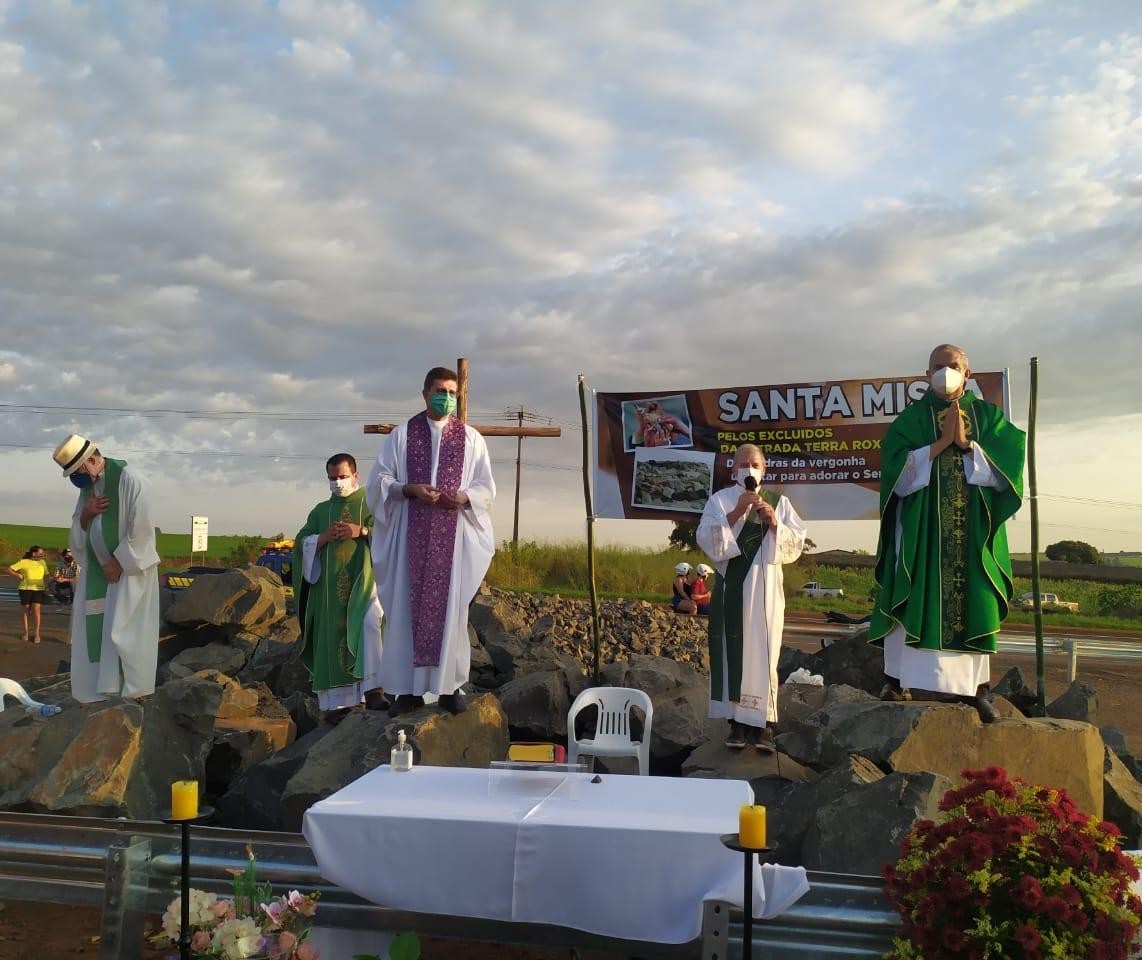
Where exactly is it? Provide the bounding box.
[302,765,809,944]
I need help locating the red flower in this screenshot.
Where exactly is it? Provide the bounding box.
[1045,896,1070,922]
[1013,923,1041,950]
[941,926,965,951]
[945,875,970,901]
[1015,876,1045,911]
[1068,908,1089,931]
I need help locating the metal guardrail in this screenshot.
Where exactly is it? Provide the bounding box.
[0,811,898,959]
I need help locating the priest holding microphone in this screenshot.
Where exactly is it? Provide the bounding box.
[698,444,807,752]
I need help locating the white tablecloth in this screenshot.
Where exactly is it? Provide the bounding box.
[302,766,809,944]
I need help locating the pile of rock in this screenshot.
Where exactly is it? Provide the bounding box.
[1,576,1139,876]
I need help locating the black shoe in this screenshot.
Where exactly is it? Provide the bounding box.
[322,707,353,726]
[754,727,776,754]
[879,677,912,702]
[363,688,391,712]
[438,691,467,715]
[966,688,999,724]
[389,694,425,717]
[724,721,747,749]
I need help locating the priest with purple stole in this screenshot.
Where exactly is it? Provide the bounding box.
[366,367,496,715]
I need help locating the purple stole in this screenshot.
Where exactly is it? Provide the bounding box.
[406,412,467,667]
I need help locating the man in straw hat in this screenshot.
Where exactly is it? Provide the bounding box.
[52,434,161,702]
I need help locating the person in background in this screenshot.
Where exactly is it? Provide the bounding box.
[4,545,49,643]
[690,563,713,615]
[671,561,697,614]
[698,444,807,752]
[52,434,161,703]
[293,453,387,725]
[52,548,79,606]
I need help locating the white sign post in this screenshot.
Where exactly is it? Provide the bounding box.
[191,516,209,558]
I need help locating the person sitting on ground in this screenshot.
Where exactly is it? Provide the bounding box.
[671,562,697,614]
[52,548,79,606]
[5,545,49,644]
[690,563,713,615]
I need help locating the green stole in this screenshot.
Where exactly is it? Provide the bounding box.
[292,489,375,691]
[869,390,1025,654]
[708,488,780,702]
[83,458,125,662]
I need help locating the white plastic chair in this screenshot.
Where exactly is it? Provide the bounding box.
[566,686,653,776]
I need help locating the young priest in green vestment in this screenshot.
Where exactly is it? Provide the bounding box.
[869,344,1025,723]
[294,453,387,723]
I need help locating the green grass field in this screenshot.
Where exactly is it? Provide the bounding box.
[4,523,1140,630]
[0,523,264,568]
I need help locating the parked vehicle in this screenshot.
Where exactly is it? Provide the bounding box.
[800,581,845,599]
[1018,592,1079,613]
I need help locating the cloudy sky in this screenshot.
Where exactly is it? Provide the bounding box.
[2,0,1141,555]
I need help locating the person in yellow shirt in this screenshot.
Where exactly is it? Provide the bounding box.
[4,545,49,643]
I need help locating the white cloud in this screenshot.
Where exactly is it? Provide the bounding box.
[0,0,1138,552]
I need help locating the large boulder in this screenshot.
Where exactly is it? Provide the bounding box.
[161,643,249,682]
[649,683,721,774]
[496,669,572,741]
[126,676,226,817]
[1103,748,1142,847]
[767,755,885,865]
[28,703,145,816]
[681,738,814,790]
[801,771,953,875]
[800,630,885,694]
[1047,681,1100,725]
[279,694,510,831]
[165,568,286,633]
[888,710,1106,818]
[216,726,334,831]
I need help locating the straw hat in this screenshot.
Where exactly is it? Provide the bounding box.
[52,434,96,476]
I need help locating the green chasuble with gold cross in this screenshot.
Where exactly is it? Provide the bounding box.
[292,489,376,692]
[869,389,1025,654]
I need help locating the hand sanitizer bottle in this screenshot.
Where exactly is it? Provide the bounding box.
[391,729,413,772]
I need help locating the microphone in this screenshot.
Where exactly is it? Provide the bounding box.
[743,475,758,524]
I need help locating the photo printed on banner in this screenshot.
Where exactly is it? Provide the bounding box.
[631,447,715,513]
[621,394,695,453]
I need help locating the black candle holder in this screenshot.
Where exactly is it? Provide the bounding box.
[162,806,215,960]
[720,833,774,960]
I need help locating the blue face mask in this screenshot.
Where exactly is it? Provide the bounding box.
[429,392,457,417]
[70,473,93,489]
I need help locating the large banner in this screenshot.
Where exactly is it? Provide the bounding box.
[592,372,1009,522]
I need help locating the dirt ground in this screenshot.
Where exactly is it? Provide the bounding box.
[0,604,1138,959]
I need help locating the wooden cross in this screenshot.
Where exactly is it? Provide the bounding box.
[363,357,562,545]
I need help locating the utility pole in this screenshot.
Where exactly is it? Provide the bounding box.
[513,405,524,548]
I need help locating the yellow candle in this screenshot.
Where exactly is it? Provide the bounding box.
[171,780,199,821]
[739,804,767,848]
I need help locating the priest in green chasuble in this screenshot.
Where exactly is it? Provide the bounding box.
[294,453,386,723]
[869,344,1026,723]
[698,444,807,752]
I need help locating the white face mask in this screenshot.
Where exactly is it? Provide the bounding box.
[329,477,358,497]
[735,466,763,488]
[930,366,965,398]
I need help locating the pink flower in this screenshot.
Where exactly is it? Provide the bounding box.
[287,890,308,912]
[261,900,286,926]
[191,930,212,952]
[210,899,233,920]
[278,931,298,953]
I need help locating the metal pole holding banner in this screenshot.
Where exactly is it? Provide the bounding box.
[1028,357,1046,714]
[578,375,602,685]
